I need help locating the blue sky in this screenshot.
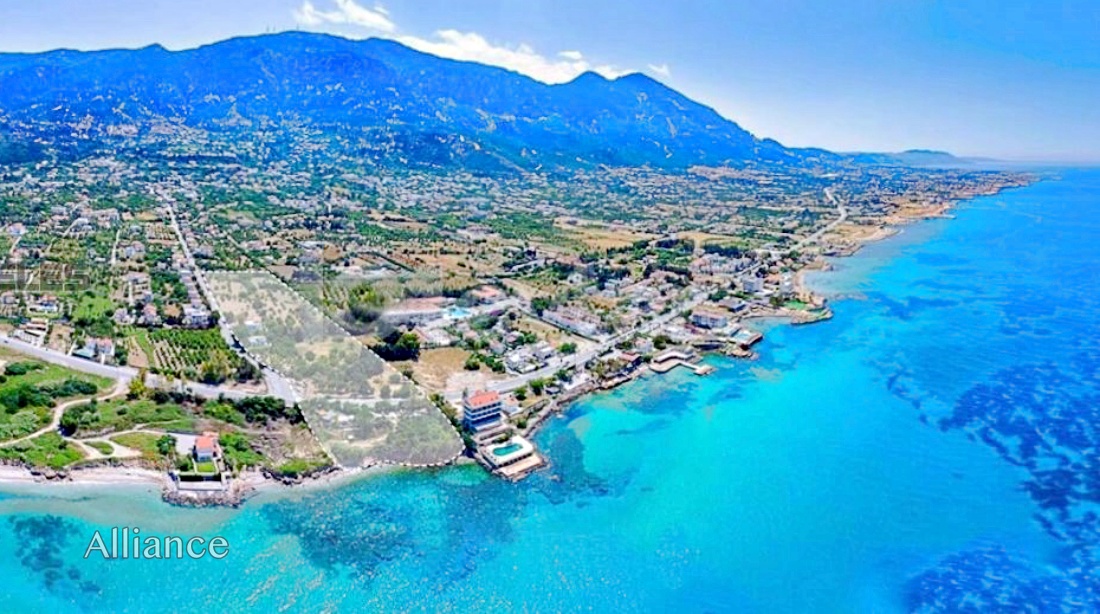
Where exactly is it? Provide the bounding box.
[1,0,1098,161]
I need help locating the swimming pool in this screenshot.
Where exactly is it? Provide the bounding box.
[491,443,523,457]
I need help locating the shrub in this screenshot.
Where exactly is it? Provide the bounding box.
[4,362,43,377]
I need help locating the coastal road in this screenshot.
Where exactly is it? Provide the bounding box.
[796,188,847,251]
[483,290,707,395]
[0,334,277,403]
[0,335,137,382]
[163,200,296,405]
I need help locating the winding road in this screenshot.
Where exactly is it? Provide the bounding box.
[797,187,848,250]
[0,378,129,448]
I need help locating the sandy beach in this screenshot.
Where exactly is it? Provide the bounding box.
[0,463,168,487]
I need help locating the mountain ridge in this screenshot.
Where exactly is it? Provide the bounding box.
[0,32,932,171]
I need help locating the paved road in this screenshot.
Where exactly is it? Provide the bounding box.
[0,335,137,381]
[0,334,283,403]
[483,290,707,395]
[164,202,296,405]
[797,187,847,250]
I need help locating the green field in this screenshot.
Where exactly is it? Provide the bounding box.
[71,292,116,323]
[86,440,114,455]
[0,356,111,441]
[0,433,84,468]
[218,432,265,469]
[61,398,194,437]
[194,460,218,474]
[0,358,111,392]
[126,327,155,360]
[110,432,162,461]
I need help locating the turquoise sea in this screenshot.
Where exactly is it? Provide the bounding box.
[2,169,1099,612]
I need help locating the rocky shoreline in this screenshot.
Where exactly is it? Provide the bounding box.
[0,180,1035,506]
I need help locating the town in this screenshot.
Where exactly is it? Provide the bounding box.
[0,128,1032,491]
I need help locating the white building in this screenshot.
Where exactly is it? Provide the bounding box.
[463,390,504,432]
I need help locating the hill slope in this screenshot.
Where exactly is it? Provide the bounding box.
[0,32,820,170]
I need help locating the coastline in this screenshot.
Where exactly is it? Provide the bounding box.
[529,178,1034,413]
[0,178,1036,504]
[0,457,406,505]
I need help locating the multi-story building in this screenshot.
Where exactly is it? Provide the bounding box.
[690,307,729,329]
[463,390,504,432]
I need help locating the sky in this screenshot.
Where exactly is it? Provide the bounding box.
[1,0,1097,162]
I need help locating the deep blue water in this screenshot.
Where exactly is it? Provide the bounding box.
[1,169,1099,612]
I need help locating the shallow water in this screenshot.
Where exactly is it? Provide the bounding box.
[2,169,1098,612]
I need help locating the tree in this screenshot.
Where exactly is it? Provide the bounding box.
[531,296,551,315]
[127,371,148,400]
[235,360,261,382]
[529,378,546,396]
[559,342,577,355]
[59,402,96,436]
[371,331,421,361]
[155,434,177,457]
[395,332,421,359]
[348,283,385,323]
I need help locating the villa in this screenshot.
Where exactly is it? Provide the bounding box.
[193,433,218,462]
[381,297,450,325]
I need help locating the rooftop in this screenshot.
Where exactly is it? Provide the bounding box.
[465,390,501,409]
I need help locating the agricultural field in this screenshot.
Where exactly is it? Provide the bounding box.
[126,328,246,384]
[208,270,463,467]
[557,219,658,251]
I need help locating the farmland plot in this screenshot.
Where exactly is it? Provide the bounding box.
[206,270,462,467]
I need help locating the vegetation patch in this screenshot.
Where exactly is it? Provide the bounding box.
[61,398,192,437]
[0,359,106,441]
[0,433,84,468]
[219,432,266,470]
[142,328,256,384]
[109,432,162,462]
[86,440,114,455]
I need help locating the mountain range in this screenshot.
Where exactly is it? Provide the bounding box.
[0,32,964,171]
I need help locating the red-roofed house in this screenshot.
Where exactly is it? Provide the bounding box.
[463,390,503,431]
[193,432,218,462]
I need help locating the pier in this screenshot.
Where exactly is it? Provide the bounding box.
[651,349,716,376]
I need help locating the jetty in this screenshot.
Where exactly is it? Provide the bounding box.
[478,436,545,481]
[650,349,716,376]
[730,328,764,347]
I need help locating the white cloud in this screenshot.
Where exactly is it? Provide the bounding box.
[294,0,395,33]
[292,1,629,84]
[396,30,627,83]
[647,63,671,78]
